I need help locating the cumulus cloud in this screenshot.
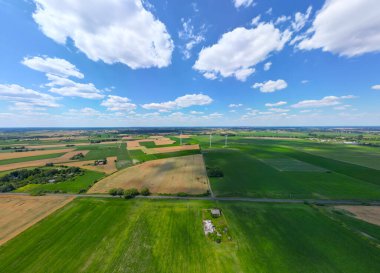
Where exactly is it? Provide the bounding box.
[190,110,204,115]
[291,95,356,108]
[46,74,104,99]
[292,6,312,32]
[68,107,101,116]
[229,103,243,108]
[0,84,60,110]
[22,56,83,79]
[233,0,254,8]
[193,23,291,81]
[263,62,272,71]
[275,15,291,25]
[252,79,287,93]
[32,0,174,69]
[265,101,287,107]
[371,85,380,90]
[101,95,137,112]
[297,0,380,57]
[178,18,206,59]
[142,94,213,111]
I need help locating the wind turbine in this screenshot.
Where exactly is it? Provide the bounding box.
[224,134,228,148]
[209,133,212,148]
[180,131,183,146]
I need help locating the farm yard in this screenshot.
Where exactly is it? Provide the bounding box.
[88,154,209,194]
[0,194,74,245]
[0,199,380,273]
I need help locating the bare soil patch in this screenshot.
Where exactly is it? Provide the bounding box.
[88,154,208,194]
[336,206,380,226]
[147,144,200,154]
[0,149,74,160]
[0,195,74,245]
[0,150,89,172]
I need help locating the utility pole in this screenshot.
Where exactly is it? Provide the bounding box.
[209,134,212,148]
[225,134,228,147]
[180,131,183,146]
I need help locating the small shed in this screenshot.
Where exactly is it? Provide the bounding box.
[211,209,221,218]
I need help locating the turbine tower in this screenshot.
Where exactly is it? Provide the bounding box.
[225,134,228,147]
[209,133,212,148]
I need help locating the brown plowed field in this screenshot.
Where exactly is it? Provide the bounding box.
[0,195,74,245]
[88,154,208,194]
[336,206,380,226]
[0,150,89,172]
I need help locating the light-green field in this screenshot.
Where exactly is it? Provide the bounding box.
[0,199,379,273]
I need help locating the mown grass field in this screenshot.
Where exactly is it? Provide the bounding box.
[128,149,200,163]
[0,199,379,273]
[194,136,380,199]
[14,170,104,194]
[0,152,65,166]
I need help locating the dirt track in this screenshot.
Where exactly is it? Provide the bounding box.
[88,154,208,194]
[0,195,74,245]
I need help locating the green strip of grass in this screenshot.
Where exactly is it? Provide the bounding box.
[0,153,65,166]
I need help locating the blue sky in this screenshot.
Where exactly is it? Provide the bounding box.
[0,0,379,127]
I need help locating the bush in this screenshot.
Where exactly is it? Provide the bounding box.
[109,188,124,197]
[140,187,150,196]
[124,188,139,199]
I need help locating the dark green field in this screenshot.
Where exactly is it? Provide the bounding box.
[194,136,380,200]
[0,198,379,273]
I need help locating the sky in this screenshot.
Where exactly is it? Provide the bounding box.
[0,0,380,127]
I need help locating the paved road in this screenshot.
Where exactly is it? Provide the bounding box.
[1,192,380,205]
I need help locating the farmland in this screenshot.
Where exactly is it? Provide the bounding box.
[0,199,380,273]
[0,194,74,245]
[88,154,209,194]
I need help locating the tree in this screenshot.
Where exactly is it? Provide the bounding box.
[140,187,150,196]
[124,188,139,199]
[109,188,124,197]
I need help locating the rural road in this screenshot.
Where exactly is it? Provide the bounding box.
[1,192,380,205]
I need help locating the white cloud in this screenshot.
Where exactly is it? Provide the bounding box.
[275,15,291,25]
[252,79,287,93]
[178,18,206,59]
[33,0,174,69]
[265,101,287,107]
[142,94,213,111]
[229,103,243,108]
[298,0,380,57]
[251,15,261,26]
[203,72,217,80]
[263,62,272,71]
[269,108,289,113]
[193,23,291,81]
[301,80,309,84]
[68,107,101,116]
[190,110,204,115]
[292,6,312,32]
[233,0,254,8]
[0,84,60,109]
[101,95,137,112]
[22,56,83,79]
[371,85,380,90]
[334,105,351,111]
[291,95,356,108]
[46,74,104,99]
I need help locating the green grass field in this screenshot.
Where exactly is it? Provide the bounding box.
[197,135,380,199]
[0,199,379,273]
[0,152,65,166]
[14,170,104,194]
[128,149,200,163]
